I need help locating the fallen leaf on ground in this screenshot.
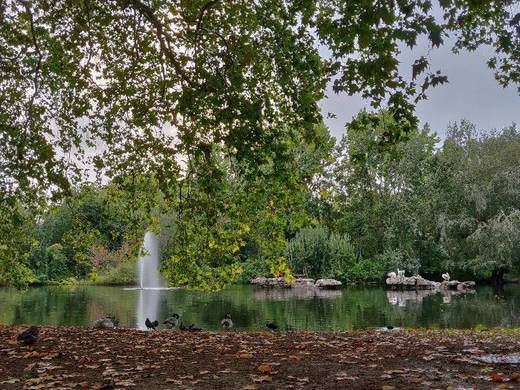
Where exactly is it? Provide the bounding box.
[253,375,273,383]
[257,363,272,374]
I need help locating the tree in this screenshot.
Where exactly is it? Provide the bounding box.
[1,0,519,286]
[1,0,518,199]
[439,121,520,284]
[327,110,441,277]
[160,123,335,289]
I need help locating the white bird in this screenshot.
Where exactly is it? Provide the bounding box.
[221,313,233,330]
[397,269,405,278]
[387,272,397,278]
[163,313,180,329]
[442,272,450,281]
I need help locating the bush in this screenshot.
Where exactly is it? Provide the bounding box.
[323,233,356,280]
[46,244,72,281]
[286,227,329,278]
[285,227,356,281]
[347,259,386,283]
[93,260,137,286]
[236,258,271,283]
[378,249,421,276]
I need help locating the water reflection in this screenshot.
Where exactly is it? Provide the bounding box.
[386,289,476,306]
[253,287,342,300]
[0,284,518,330]
[136,289,161,329]
[386,290,437,306]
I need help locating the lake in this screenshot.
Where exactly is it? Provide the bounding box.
[0,284,518,330]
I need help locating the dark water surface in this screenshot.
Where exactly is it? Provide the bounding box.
[0,284,518,330]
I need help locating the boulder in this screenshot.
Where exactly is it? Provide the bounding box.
[293,278,315,287]
[250,277,291,288]
[315,279,342,289]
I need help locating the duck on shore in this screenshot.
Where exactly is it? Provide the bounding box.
[17,326,39,345]
[188,324,203,332]
[145,318,159,330]
[164,313,180,329]
[221,314,233,330]
[94,317,115,329]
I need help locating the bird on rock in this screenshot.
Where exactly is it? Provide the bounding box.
[221,313,233,330]
[164,313,180,329]
[145,318,159,330]
[17,326,39,345]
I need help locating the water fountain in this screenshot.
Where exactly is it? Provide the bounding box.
[138,231,164,289]
[124,231,174,329]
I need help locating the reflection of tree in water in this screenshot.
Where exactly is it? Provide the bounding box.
[253,287,342,301]
[0,284,519,330]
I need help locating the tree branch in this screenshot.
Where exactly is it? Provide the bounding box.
[120,0,194,87]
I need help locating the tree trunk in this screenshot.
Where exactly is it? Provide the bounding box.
[491,270,504,286]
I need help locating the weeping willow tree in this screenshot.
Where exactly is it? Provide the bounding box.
[1,0,519,286]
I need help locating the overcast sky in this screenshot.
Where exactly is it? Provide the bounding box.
[320,41,520,141]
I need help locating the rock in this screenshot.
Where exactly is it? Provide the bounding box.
[250,277,291,288]
[292,278,315,287]
[94,318,115,329]
[251,277,268,286]
[387,274,474,291]
[315,279,342,289]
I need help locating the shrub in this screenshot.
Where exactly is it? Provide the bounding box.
[46,244,72,281]
[93,260,137,286]
[286,227,329,278]
[324,233,356,281]
[285,227,356,281]
[346,259,386,282]
[378,249,421,276]
[236,257,271,283]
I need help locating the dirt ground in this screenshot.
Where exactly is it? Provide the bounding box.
[0,325,519,389]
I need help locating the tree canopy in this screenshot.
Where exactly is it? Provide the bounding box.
[1,1,519,288]
[1,0,519,199]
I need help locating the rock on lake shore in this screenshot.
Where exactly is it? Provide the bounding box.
[250,277,342,289]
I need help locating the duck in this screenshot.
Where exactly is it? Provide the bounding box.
[145,318,159,330]
[188,324,202,332]
[220,313,233,330]
[94,317,115,329]
[164,313,180,329]
[17,326,39,345]
[266,321,278,331]
[442,272,451,282]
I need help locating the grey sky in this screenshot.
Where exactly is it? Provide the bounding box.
[320,43,520,141]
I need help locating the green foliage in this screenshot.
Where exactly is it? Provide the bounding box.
[45,244,72,281]
[286,227,329,278]
[22,182,149,285]
[439,122,520,282]
[1,0,518,288]
[347,259,386,283]
[285,227,356,282]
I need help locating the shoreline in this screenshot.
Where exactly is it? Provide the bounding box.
[1,326,519,389]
